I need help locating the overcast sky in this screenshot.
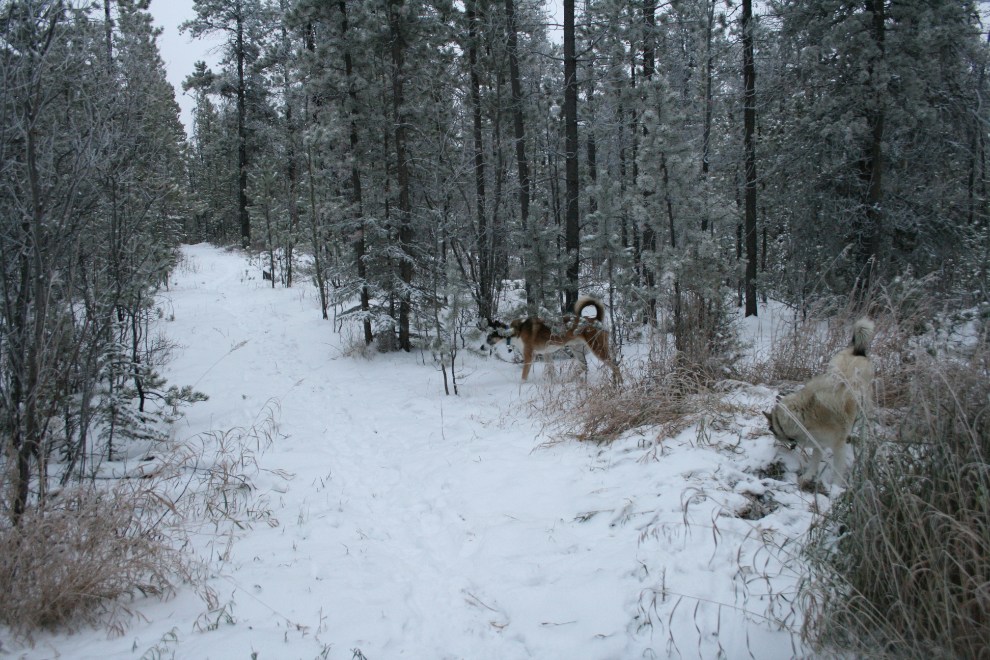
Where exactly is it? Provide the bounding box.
[150,0,221,138]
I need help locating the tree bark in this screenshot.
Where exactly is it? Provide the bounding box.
[339,0,372,343]
[859,0,885,291]
[390,0,413,351]
[563,0,580,312]
[467,0,493,320]
[236,1,250,248]
[742,0,758,317]
[701,0,714,234]
[505,0,533,310]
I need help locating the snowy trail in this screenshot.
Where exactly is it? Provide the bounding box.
[12,245,813,660]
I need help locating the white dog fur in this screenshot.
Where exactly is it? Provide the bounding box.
[765,318,875,487]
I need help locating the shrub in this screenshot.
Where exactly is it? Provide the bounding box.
[0,403,279,638]
[0,486,185,636]
[533,334,737,447]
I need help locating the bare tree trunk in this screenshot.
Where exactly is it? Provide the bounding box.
[859,0,885,291]
[563,0,580,312]
[642,3,659,323]
[236,1,250,248]
[506,0,534,311]
[339,0,372,344]
[586,77,597,217]
[701,0,714,234]
[742,0,758,318]
[390,0,413,351]
[306,138,329,319]
[468,0,493,320]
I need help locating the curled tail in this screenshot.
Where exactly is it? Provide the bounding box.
[574,296,605,322]
[851,317,875,357]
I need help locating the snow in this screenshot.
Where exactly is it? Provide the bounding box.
[3,244,822,660]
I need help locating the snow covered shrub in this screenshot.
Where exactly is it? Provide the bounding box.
[374,326,402,353]
[799,334,990,659]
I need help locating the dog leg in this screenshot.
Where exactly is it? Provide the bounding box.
[831,439,850,486]
[572,344,589,371]
[521,346,534,382]
[800,446,823,488]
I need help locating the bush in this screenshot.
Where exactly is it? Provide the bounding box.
[0,403,280,638]
[533,333,736,447]
[0,486,185,636]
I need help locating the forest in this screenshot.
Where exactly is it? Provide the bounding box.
[1,0,988,657]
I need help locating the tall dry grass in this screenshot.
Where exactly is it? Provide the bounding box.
[531,334,744,448]
[0,486,187,636]
[742,284,954,416]
[0,402,280,638]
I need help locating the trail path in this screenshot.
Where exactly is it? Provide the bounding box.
[12,245,812,660]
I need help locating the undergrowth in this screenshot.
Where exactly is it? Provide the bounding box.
[0,402,281,638]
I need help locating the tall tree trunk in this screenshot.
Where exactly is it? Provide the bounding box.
[701,0,714,234]
[339,0,372,344]
[587,77,597,216]
[505,0,533,311]
[104,0,113,68]
[642,3,658,323]
[468,0,493,320]
[859,0,885,291]
[282,13,297,288]
[742,0,758,318]
[563,0,580,312]
[618,103,628,249]
[390,0,413,351]
[236,2,250,248]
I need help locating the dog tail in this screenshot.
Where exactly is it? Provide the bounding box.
[575,295,605,322]
[851,317,874,356]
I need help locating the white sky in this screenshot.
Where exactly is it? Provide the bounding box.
[149,0,221,138]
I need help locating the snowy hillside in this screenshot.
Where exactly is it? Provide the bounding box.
[6,245,824,660]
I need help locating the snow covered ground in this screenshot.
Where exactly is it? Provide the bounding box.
[4,245,826,660]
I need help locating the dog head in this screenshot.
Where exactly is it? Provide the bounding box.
[764,407,798,450]
[481,318,514,350]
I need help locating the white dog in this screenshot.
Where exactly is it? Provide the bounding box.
[765,318,875,487]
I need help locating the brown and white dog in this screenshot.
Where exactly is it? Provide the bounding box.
[765,318,875,488]
[484,296,621,383]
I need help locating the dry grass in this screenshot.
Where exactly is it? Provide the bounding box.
[531,339,739,447]
[743,283,949,411]
[0,486,186,636]
[337,324,377,359]
[0,402,281,638]
[733,285,990,657]
[533,280,989,657]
